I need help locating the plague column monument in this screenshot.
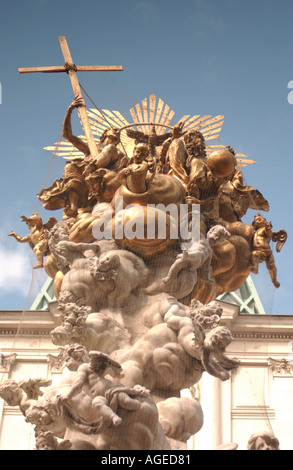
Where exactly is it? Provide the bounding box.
[0,37,287,450]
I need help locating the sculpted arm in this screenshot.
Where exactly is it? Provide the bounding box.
[8,232,30,243]
[63,240,97,252]
[57,240,99,258]
[66,364,89,400]
[201,327,239,381]
[165,314,182,332]
[163,304,181,324]
[264,222,273,239]
[63,97,90,156]
[93,143,119,169]
[201,346,229,381]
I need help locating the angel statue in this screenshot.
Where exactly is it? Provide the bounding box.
[57,350,149,430]
[251,213,287,288]
[0,377,52,416]
[8,213,57,269]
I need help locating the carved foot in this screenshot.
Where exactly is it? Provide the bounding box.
[112,416,122,426]
[220,371,230,381]
[250,264,259,274]
[33,264,44,269]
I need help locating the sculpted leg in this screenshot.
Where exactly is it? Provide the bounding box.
[152,347,182,388]
[162,254,187,284]
[251,250,263,274]
[65,191,80,217]
[114,360,144,389]
[266,253,280,288]
[33,241,46,269]
[116,392,141,411]
[91,396,122,426]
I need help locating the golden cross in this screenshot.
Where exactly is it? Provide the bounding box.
[19,36,123,158]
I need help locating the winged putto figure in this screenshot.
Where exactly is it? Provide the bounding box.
[251,213,287,288]
[8,212,57,269]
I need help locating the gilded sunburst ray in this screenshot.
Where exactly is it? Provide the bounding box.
[44,94,256,167]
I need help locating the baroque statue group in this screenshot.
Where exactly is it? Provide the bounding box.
[2,89,287,450]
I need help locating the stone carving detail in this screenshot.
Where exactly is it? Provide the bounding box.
[268,357,293,376]
[47,350,66,373]
[0,353,17,373]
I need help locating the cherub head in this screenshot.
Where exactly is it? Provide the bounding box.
[35,431,59,450]
[247,431,280,450]
[252,213,268,229]
[51,323,73,346]
[207,225,231,246]
[132,143,149,163]
[57,302,90,326]
[64,343,90,371]
[190,300,223,331]
[100,127,120,146]
[98,252,120,272]
[183,130,206,158]
[204,325,234,353]
[21,213,43,229]
[35,431,72,450]
[25,404,53,426]
[49,224,69,243]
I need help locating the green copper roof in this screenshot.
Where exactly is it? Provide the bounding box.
[216,275,266,315]
[30,277,56,311]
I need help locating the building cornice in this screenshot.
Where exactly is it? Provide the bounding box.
[219,301,293,341]
[1,301,293,341]
[0,307,57,336]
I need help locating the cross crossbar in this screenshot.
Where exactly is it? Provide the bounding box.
[19,65,124,74]
[18,36,123,158]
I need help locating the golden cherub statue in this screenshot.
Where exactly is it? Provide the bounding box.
[8,213,57,269]
[251,213,287,288]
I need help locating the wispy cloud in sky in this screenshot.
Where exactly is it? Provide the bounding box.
[0,221,32,300]
[0,243,31,296]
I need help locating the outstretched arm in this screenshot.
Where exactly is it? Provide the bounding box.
[8,231,30,243]
[264,222,273,239]
[66,364,88,400]
[59,240,99,255]
[63,96,90,156]
[201,346,230,381]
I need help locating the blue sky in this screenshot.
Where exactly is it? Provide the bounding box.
[0,0,292,314]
